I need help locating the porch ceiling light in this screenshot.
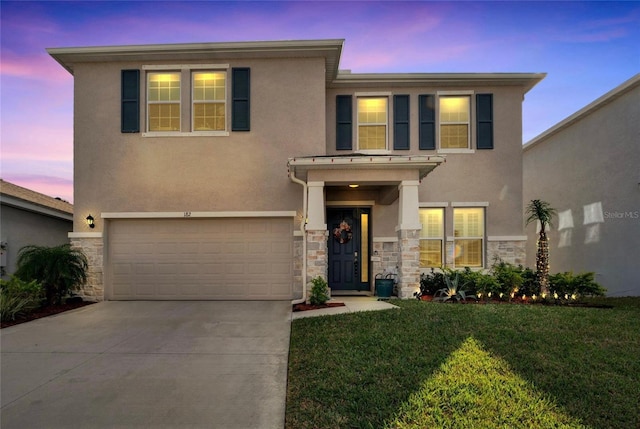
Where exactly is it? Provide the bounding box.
[348,184,359,188]
[86,214,95,229]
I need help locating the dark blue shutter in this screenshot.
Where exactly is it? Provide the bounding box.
[393,95,410,150]
[476,94,493,149]
[418,95,435,150]
[336,95,352,150]
[121,70,140,133]
[232,68,250,131]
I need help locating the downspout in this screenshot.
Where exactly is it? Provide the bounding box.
[289,164,308,305]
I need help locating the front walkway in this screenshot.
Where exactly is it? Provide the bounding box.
[291,296,399,320]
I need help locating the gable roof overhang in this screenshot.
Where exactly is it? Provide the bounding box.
[287,154,445,205]
[0,179,73,221]
[47,39,344,85]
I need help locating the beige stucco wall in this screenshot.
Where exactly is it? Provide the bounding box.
[325,85,526,247]
[72,56,327,232]
[523,78,640,296]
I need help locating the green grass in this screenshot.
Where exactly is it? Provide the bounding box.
[286,298,640,429]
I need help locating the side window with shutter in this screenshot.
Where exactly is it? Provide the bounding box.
[121,70,140,133]
[393,95,410,150]
[336,95,353,150]
[232,68,250,131]
[418,94,435,150]
[476,94,493,149]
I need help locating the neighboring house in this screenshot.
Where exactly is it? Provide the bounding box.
[47,39,544,301]
[523,74,640,297]
[0,179,73,278]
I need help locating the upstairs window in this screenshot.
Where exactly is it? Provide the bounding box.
[147,72,181,132]
[419,208,444,268]
[453,207,484,267]
[439,95,470,149]
[357,97,388,150]
[192,72,226,131]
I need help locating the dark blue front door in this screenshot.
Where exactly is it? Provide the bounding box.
[327,207,371,291]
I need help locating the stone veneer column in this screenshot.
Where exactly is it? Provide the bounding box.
[305,181,328,297]
[396,181,422,298]
[397,229,421,298]
[68,232,104,301]
[305,229,328,285]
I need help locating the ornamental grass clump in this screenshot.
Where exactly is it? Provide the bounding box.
[0,276,44,322]
[433,272,475,303]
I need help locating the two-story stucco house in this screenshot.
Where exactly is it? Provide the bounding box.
[47,39,544,302]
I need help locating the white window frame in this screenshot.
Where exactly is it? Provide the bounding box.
[146,71,181,133]
[191,70,228,133]
[355,92,391,153]
[419,206,446,268]
[437,90,475,154]
[452,206,486,268]
[142,64,230,137]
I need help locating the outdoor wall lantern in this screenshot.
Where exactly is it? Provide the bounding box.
[86,214,95,229]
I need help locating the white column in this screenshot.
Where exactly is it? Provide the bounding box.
[396,180,421,231]
[306,181,326,230]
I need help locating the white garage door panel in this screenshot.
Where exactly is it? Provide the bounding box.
[108,218,293,300]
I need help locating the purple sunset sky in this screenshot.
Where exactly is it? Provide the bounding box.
[1,1,638,203]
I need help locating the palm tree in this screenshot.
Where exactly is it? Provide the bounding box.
[525,199,557,295]
[15,244,88,305]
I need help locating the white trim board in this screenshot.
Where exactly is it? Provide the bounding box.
[69,232,103,239]
[101,211,297,219]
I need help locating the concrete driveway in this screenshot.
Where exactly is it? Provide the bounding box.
[1,301,291,429]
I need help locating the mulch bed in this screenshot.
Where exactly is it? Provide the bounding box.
[1,301,96,328]
[293,302,346,312]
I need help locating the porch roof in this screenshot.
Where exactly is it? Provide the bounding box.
[287,154,445,182]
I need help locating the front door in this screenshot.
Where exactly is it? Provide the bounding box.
[327,207,371,291]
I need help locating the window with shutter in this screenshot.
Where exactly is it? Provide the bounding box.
[476,94,493,149]
[232,68,250,131]
[121,70,140,133]
[418,95,435,150]
[336,95,353,150]
[393,95,410,150]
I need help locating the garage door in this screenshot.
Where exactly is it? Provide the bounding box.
[107,218,293,300]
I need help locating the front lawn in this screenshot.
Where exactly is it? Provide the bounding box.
[286,298,640,429]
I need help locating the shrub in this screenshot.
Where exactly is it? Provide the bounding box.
[416,268,446,298]
[0,276,44,322]
[518,265,539,296]
[549,272,606,298]
[491,258,524,297]
[455,267,498,297]
[309,276,329,306]
[15,244,88,305]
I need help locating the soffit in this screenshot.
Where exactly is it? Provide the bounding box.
[47,39,344,85]
[330,72,547,94]
[287,154,446,183]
